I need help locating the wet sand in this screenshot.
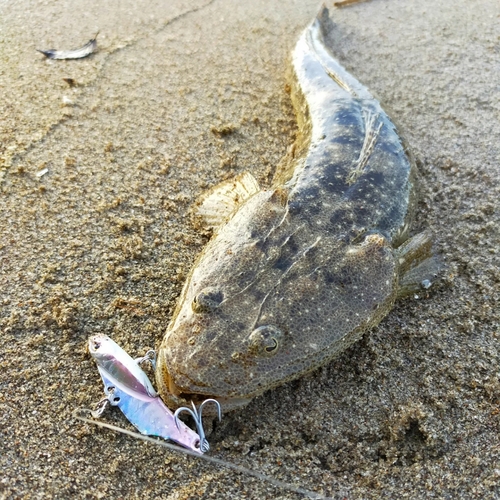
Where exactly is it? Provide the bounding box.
[1,0,499,498]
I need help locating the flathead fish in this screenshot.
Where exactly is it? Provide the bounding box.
[156,7,438,411]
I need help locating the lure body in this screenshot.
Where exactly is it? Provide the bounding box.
[89,334,202,453]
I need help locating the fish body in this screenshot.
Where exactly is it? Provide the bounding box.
[89,334,203,452]
[156,8,436,411]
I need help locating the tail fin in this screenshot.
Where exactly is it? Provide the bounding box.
[306,5,373,100]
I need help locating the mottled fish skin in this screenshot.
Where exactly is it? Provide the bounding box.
[156,8,429,411]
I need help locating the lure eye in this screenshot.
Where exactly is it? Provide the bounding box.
[248,325,283,357]
[192,287,224,313]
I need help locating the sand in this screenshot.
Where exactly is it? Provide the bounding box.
[1,0,499,498]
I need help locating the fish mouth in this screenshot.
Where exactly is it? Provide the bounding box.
[156,359,251,412]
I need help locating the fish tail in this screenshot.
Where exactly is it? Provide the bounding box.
[307,5,374,101]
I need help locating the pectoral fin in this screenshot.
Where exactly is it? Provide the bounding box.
[396,230,442,298]
[195,172,261,229]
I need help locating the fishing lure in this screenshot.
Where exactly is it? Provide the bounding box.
[88,334,220,453]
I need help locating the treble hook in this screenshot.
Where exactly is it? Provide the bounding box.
[174,399,222,453]
[90,395,111,418]
[134,350,157,371]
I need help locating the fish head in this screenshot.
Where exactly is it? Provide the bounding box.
[156,186,398,411]
[156,188,302,411]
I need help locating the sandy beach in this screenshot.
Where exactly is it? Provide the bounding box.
[1,0,499,498]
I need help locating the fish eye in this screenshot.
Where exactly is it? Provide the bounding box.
[248,325,283,357]
[192,287,224,313]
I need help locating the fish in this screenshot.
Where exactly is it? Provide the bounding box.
[37,32,98,60]
[155,7,439,412]
[88,334,204,452]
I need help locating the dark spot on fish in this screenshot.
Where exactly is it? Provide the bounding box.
[323,269,336,284]
[301,202,322,218]
[297,185,320,201]
[322,163,349,193]
[284,234,299,253]
[347,178,379,201]
[288,200,302,215]
[335,108,363,129]
[376,203,405,234]
[273,234,300,271]
[365,171,385,186]
[234,322,246,332]
[273,254,291,271]
[249,287,267,302]
[324,177,348,195]
[254,237,278,259]
[330,208,350,226]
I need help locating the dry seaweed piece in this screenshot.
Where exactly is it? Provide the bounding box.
[37,32,98,60]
